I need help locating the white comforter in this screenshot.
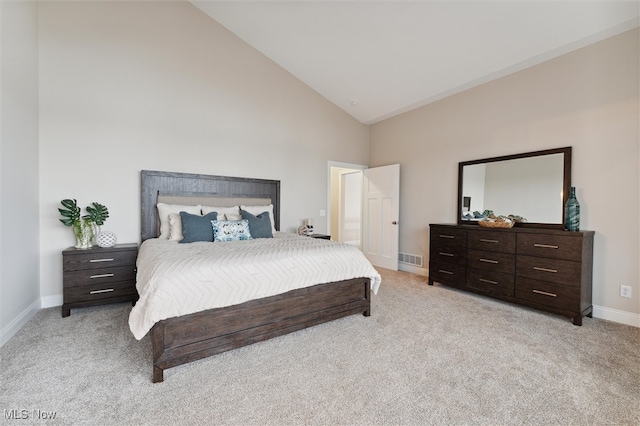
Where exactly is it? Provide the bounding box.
[129,232,381,339]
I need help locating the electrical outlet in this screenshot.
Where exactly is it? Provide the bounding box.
[620,285,632,298]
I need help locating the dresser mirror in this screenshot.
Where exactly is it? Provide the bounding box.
[458,147,571,228]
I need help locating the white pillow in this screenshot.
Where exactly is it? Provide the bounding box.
[225,213,242,221]
[241,204,276,233]
[156,203,201,239]
[168,213,184,241]
[201,205,240,219]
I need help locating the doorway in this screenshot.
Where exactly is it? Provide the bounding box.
[328,161,400,270]
[328,162,366,247]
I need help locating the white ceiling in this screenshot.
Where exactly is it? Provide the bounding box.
[192,1,639,124]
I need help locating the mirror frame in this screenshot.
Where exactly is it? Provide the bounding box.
[457,147,572,229]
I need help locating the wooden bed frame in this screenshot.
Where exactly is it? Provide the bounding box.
[140,170,371,382]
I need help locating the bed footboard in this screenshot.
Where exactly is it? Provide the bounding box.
[151,277,371,382]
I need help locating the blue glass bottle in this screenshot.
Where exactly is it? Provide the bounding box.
[564,187,580,231]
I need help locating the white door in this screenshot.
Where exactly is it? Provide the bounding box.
[362,164,400,270]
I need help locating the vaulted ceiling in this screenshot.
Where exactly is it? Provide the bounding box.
[193,1,639,124]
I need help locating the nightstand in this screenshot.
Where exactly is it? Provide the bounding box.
[62,243,138,317]
[308,234,331,240]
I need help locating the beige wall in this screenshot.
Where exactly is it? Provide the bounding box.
[370,29,640,321]
[38,2,369,301]
[1,1,40,345]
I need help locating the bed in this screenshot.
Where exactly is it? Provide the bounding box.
[132,170,381,382]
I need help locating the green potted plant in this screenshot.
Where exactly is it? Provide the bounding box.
[58,199,109,248]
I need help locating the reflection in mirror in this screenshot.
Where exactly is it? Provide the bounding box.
[458,147,571,227]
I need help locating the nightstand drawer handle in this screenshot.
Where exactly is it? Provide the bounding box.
[438,269,453,275]
[533,244,559,249]
[479,258,498,264]
[90,288,115,294]
[438,252,454,257]
[533,289,557,298]
[479,278,498,285]
[533,267,557,273]
[90,258,114,263]
[439,235,454,239]
[90,273,115,279]
[480,239,499,243]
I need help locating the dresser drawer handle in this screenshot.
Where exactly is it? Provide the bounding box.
[90,288,115,294]
[533,267,557,273]
[533,244,559,249]
[479,278,498,285]
[89,258,114,263]
[438,252,454,257]
[90,273,115,279]
[438,269,453,275]
[479,258,498,264]
[480,239,499,243]
[532,289,557,298]
[439,235,455,239]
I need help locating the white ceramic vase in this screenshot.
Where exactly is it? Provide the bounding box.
[96,231,117,248]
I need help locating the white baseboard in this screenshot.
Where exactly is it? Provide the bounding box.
[40,294,63,308]
[592,305,640,327]
[411,268,638,328]
[399,263,428,277]
[0,299,40,347]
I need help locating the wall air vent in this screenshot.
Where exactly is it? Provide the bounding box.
[398,252,423,267]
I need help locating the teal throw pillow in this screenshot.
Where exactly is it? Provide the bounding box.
[240,210,273,239]
[179,211,217,243]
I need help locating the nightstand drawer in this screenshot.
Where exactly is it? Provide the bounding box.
[516,255,581,286]
[63,265,136,287]
[63,250,137,272]
[64,280,137,304]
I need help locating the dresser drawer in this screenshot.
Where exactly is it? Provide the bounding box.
[517,233,583,261]
[63,265,136,287]
[64,280,137,304]
[515,277,580,310]
[467,268,514,297]
[429,261,466,288]
[63,250,137,272]
[467,249,515,275]
[467,230,516,253]
[516,255,581,286]
[430,227,466,250]
[430,244,466,267]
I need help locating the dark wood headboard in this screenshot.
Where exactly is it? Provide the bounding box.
[141,170,281,241]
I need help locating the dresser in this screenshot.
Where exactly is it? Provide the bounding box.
[428,224,594,325]
[62,243,138,317]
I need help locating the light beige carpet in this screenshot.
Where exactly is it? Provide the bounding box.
[1,268,639,425]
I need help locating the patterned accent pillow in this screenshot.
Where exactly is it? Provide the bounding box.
[211,219,253,242]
